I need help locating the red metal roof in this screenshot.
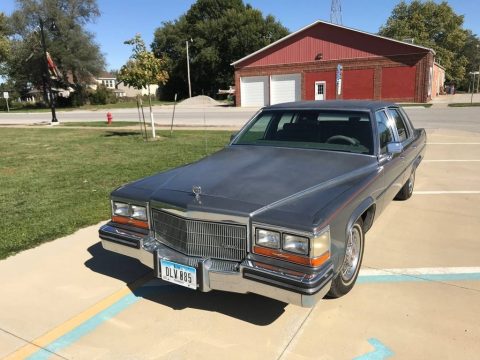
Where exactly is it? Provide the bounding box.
[233,20,434,68]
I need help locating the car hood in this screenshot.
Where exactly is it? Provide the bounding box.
[117,145,378,216]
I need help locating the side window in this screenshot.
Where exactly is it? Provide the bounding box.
[388,108,409,142]
[375,110,394,154]
[276,112,295,131]
[398,107,414,130]
[235,113,273,143]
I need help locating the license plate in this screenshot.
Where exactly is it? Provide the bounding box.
[160,260,197,290]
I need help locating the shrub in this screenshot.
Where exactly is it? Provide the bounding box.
[88,84,117,105]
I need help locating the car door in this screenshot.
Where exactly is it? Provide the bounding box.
[375,109,405,210]
[386,107,416,183]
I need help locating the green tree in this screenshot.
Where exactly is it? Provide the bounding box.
[460,30,480,91]
[379,0,469,84]
[6,0,105,102]
[119,34,169,138]
[152,0,288,100]
[0,12,10,74]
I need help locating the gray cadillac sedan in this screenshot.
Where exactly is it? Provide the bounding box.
[99,100,426,307]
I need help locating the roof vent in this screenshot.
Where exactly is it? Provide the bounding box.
[315,53,323,61]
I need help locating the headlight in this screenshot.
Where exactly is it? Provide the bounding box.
[283,234,309,255]
[256,229,280,249]
[131,205,147,220]
[113,202,130,217]
[311,227,331,258]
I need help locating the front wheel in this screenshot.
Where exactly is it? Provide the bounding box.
[327,218,364,298]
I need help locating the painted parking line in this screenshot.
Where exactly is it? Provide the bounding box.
[358,267,480,284]
[7,267,480,359]
[27,293,140,360]
[414,191,480,195]
[427,143,480,145]
[423,159,480,162]
[4,273,153,360]
[353,338,394,360]
[26,285,181,360]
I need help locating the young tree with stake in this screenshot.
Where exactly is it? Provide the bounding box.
[119,34,168,138]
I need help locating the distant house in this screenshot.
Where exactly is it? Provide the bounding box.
[116,81,159,98]
[89,71,117,90]
[88,72,158,98]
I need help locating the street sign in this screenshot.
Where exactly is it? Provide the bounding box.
[3,92,8,99]
[336,64,343,95]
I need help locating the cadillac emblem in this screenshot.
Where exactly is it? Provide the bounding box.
[192,185,202,202]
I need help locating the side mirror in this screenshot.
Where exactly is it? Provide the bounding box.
[387,142,403,154]
[230,133,237,142]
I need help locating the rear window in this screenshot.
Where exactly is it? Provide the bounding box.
[233,109,374,154]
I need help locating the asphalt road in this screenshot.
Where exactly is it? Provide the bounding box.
[1,106,480,359]
[1,105,480,133]
[406,106,480,133]
[0,106,258,128]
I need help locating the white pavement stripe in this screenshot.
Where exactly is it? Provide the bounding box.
[423,159,480,162]
[360,267,480,276]
[414,191,480,195]
[427,143,480,145]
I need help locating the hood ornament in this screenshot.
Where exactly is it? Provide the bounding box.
[192,185,202,203]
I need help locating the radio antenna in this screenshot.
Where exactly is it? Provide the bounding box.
[330,0,342,25]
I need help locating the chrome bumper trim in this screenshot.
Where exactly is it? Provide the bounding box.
[100,225,332,307]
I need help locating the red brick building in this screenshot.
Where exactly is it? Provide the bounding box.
[232,21,445,106]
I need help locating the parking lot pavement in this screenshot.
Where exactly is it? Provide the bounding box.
[1,126,480,359]
[0,222,152,359]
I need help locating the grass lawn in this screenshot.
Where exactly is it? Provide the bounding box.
[398,103,433,108]
[60,121,150,127]
[6,100,174,113]
[77,100,173,110]
[448,102,480,107]
[0,127,231,259]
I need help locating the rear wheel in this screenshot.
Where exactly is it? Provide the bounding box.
[327,218,364,298]
[395,170,415,200]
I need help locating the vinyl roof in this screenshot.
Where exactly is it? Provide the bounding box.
[265,100,398,112]
[232,20,435,66]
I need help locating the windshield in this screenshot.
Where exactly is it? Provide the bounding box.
[233,109,374,154]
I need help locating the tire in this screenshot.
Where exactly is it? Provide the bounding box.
[327,218,365,298]
[395,170,415,201]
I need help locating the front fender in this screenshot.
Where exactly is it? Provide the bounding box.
[346,196,375,238]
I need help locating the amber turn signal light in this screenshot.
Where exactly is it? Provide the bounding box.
[112,215,149,229]
[253,246,330,267]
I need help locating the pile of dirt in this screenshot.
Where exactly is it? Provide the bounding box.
[178,95,222,106]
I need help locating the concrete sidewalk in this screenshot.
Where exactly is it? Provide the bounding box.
[0,221,151,359]
[431,93,480,106]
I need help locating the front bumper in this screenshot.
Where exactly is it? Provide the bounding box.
[99,223,333,307]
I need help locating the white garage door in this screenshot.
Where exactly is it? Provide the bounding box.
[270,74,301,105]
[240,76,269,107]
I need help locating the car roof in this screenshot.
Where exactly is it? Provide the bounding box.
[265,100,397,112]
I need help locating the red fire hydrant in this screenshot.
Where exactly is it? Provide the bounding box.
[106,112,113,125]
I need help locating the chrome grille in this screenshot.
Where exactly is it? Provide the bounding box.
[152,209,247,261]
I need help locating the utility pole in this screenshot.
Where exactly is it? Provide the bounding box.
[477,45,480,93]
[470,71,479,104]
[186,39,192,98]
[39,18,58,124]
[477,64,480,93]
